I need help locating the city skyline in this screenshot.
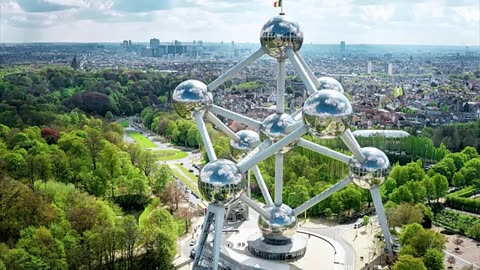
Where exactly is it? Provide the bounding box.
[0,0,479,46]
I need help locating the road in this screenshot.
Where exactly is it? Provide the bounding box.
[300,222,355,269]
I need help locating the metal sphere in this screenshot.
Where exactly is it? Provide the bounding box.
[318,76,344,93]
[303,89,352,139]
[349,147,391,189]
[261,113,295,141]
[260,15,304,60]
[229,130,261,161]
[199,159,245,205]
[172,80,211,119]
[258,204,298,241]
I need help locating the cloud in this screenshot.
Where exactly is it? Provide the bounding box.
[16,0,75,13]
[0,0,479,45]
[112,0,175,12]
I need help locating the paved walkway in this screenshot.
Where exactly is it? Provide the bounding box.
[443,233,480,269]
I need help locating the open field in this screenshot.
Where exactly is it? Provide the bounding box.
[153,150,188,161]
[127,131,157,148]
[170,164,201,198]
[118,120,129,128]
[175,164,198,179]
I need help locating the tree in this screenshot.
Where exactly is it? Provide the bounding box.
[431,173,449,201]
[118,215,139,269]
[390,186,413,204]
[388,203,424,228]
[16,226,68,270]
[152,164,174,194]
[393,255,427,270]
[285,185,310,209]
[447,256,456,269]
[178,205,196,233]
[362,216,370,231]
[105,111,114,122]
[140,208,178,270]
[84,126,104,170]
[453,236,464,251]
[423,248,444,270]
[159,182,185,213]
[400,223,446,257]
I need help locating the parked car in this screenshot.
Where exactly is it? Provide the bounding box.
[354,221,364,229]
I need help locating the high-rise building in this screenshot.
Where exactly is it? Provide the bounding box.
[128,40,132,46]
[366,61,372,74]
[340,41,346,54]
[385,63,393,76]
[122,40,129,49]
[231,41,235,49]
[150,38,160,49]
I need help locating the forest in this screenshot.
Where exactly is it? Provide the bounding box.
[1,66,480,269]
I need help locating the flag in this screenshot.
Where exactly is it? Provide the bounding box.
[274,0,282,7]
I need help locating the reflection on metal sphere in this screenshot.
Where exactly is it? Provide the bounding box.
[229,130,261,161]
[261,113,295,141]
[199,159,245,205]
[172,80,211,119]
[260,15,304,60]
[258,204,298,241]
[303,90,352,139]
[318,77,344,93]
[349,147,391,189]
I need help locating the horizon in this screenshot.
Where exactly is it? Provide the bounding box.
[1,0,479,46]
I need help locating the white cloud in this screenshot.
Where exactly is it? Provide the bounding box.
[0,0,479,45]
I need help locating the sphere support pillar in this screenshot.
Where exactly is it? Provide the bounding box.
[274,153,284,206]
[293,177,352,216]
[193,204,226,270]
[370,185,393,255]
[208,48,265,91]
[286,47,317,95]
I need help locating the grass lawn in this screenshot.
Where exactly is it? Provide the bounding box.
[118,120,129,128]
[174,216,187,237]
[175,164,198,180]
[169,164,201,197]
[153,150,188,161]
[127,131,157,148]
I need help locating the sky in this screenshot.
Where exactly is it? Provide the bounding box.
[0,0,479,45]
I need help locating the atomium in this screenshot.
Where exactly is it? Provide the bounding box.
[172,80,211,119]
[258,204,298,241]
[183,10,396,270]
[303,89,353,139]
[199,159,245,205]
[260,15,304,60]
[230,130,261,161]
[318,76,344,93]
[349,147,391,189]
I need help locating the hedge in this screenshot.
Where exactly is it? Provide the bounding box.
[449,186,480,198]
[444,196,480,214]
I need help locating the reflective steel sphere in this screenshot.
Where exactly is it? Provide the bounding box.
[258,204,298,240]
[261,113,295,141]
[172,80,211,119]
[349,147,391,189]
[260,15,304,60]
[318,76,344,93]
[229,130,261,161]
[303,89,352,139]
[199,159,245,205]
